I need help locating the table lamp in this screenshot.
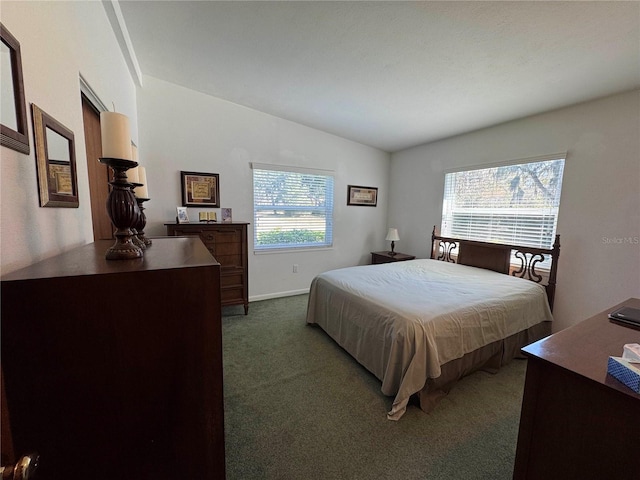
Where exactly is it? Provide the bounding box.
[386,228,400,255]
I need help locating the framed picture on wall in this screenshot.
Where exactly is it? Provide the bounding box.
[347,185,377,206]
[181,171,220,207]
[0,24,30,154]
[32,104,79,208]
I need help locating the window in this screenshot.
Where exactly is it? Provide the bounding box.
[252,163,334,251]
[441,156,565,251]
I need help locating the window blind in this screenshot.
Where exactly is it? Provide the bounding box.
[441,157,565,250]
[252,163,334,251]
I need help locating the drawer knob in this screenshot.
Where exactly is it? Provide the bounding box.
[1,453,39,479]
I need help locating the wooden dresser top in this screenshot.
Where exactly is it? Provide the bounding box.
[1,237,218,282]
[522,297,640,400]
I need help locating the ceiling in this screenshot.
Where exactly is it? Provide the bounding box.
[115,1,640,152]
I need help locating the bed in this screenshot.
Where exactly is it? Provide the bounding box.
[306,227,560,420]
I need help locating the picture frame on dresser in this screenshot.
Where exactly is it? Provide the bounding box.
[181,171,220,207]
[176,206,189,223]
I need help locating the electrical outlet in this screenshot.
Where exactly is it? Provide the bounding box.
[293,264,298,273]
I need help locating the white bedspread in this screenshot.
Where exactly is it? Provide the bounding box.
[306,259,553,420]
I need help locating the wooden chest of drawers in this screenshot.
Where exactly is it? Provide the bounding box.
[513,298,640,479]
[166,222,249,314]
[1,238,225,479]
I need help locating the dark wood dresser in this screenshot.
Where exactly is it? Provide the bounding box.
[513,298,640,480]
[1,238,225,479]
[166,222,249,314]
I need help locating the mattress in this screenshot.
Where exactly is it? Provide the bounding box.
[306,259,553,420]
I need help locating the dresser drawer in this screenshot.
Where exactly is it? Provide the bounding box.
[166,222,249,313]
[216,254,242,268]
[221,269,244,304]
[221,286,245,304]
[202,232,217,244]
[201,231,242,253]
[213,230,241,243]
[169,228,202,238]
[221,271,243,286]
[200,229,240,242]
[214,242,241,256]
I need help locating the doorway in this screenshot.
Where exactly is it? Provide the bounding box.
[81,94,113,240]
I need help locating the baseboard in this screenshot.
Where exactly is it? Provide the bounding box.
[249,288,310,302]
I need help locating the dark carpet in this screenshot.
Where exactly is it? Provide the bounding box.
[222,294,525,479]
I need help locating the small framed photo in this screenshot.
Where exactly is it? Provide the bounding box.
[181,171,220,207]
[176,206,189,224]
[221,208,232,223]
[347,185,378,206]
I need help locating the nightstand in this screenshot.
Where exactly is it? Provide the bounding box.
[371,251,416,264]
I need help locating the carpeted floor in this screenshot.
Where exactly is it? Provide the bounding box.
[222,294,526,479]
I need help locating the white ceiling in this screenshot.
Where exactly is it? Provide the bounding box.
[115,1,640,152]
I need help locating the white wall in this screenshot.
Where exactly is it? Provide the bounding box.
[137,75,390,300]
[389,90,640,331]
[4,2,634,322]
[0,1,138,275]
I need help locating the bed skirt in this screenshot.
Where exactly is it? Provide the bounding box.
[416,321,552,413]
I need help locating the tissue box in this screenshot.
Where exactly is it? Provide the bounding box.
[607,356,640,393]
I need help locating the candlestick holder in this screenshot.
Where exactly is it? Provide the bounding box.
[99,157,143,260]
[135,197,152,247]
[129,182,146,250]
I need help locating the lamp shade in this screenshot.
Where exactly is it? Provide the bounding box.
[385,228,400,242]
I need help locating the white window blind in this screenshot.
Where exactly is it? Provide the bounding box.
[441,157,565,250]
[252,163,334,251]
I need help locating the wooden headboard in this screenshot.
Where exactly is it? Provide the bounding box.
[430,226,560,311]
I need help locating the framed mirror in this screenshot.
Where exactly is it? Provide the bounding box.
[32,104,79,207]
[1,23,29,154]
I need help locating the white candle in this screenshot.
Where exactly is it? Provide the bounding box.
[134,166,149,198]
[100,111,132,160]
[128,146,140,183]
[128,166,140,184]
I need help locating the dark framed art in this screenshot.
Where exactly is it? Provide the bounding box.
[347,185,378,206]
[181,171,220,207]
